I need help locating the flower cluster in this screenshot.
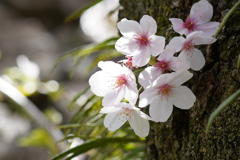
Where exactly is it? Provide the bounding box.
[89,0,219,137]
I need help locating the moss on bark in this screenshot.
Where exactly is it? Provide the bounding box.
[119,0,240,159]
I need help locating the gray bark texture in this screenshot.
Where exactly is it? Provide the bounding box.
[119,0,240,159]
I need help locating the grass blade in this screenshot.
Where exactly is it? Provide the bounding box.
[51,137,142,160]
[64,0,103,22]
[206,89,240,133]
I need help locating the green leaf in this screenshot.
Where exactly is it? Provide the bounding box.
[49,37,119,78]
[205,89,240,133]
[64,0,103,22]
[18,128,58,155]
[84,50,122,75]
[73,37,118,58]
[68,86,90,110]
[51,137,142,160]
[237,54,240,79]
[48,44,90,78]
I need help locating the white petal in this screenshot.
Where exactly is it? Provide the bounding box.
[170,57,190,71]
[89,71,110,96]
[190,0,213,24]
[104,111,127,131]
[191,33,217,45]
[139,86,158,107]
[129,111,150,137]
[168,71,193,87]
[102,89,125,107]
[138,66,161,89]
[188,48,205,71]
[100,107,121,113]
[186,31,203,41]
[149,97,173,122]
[149,35,165,56]
[169,18,188,35]
[115,37,140,56]
[172,86,196,109]
[178,50,188,60]
[132,47,150,67]
[152,73,172,87]
[186,31,217,45]
[140,15,157,36]
[117,18,142,37]
[98,61,124,75]
[117,102,135,109]
[125,83,138,105]
[196,22,220,36]
[123,67,138,88]
[166,36,185,52]
[136,110,153,121]
[157,48,175,61]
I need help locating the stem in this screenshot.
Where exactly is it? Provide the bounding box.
[138,86,143,93]
[133,68,145,74]
[214,1,240,38]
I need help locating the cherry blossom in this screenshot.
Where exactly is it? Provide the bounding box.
[167,31,216,71]
[115,15,165,67]
[169,0,219,36]
[80,0,119,42]
[138,48,190,88]
[89,61,138,107]
[100,102,152,137]
[119,56,134,69]
[139,71,196,122]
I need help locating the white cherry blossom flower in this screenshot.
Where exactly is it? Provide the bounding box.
[139,71,196,122]
[80,0,119,43]
[89,61,138,107]
[100,102,151,137]
[169,0,219,36]
[115,15,165,67]
[167,31,216,71]
[138,48,190,89]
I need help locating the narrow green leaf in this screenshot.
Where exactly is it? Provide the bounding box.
[68,86,90,110]
[214,1,240,37]
[69,56,86,78]
[70,95,98,123]
[48,44,91,78]
[64,0,103,22]
[49,37,118,79]
[51,137,142,160]
[84,50,122,75]
[56,123,96,130]
[206,89,240,133]
[237,54,240,79]
[74,42,116,58]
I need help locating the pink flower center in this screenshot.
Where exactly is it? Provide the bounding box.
[115,75,127,88]
[182,40,195,51]
[134,34,150,46]
[184,16,196,31]
[155,61,170,72]
[117,107,133,122]
[159,84,174,99]
[125,56,133,69]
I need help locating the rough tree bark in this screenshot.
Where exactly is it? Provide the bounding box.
[119,0,240,159]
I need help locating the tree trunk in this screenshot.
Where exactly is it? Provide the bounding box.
[119,0,240,159]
